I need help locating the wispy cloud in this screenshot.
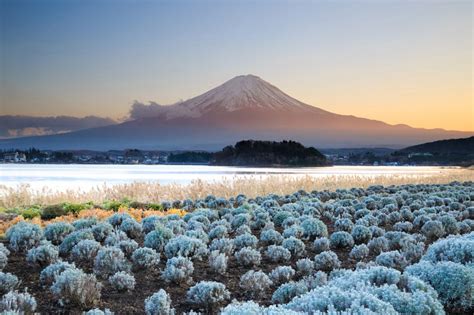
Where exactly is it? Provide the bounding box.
[0,115,117,139]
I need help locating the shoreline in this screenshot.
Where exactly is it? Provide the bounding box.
[1,168,472,209]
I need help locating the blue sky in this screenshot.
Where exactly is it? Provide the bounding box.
[0,0,472,131]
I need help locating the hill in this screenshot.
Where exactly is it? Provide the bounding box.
[0,75,471,150]
[392,136,474,166]
[212,140,329,166]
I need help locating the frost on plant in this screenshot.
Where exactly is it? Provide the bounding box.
[300,218,328,240]
[406,260,473,312]
[422,232,473,264]
[164,235,208,260]
[208,225,228,240]
[0,272,19,295]
[39,261,77,287]
[26,243,59,267]
[93,246,131,278]
[0,251,7,272]
[117,239,139,258]
[84,308,114,315]
[351,225,372,244]
[144,226,174,252]
[109,271,136,292]
[313,237,330,254]
[71,239,101,262]
[186,281,230,310]
[239,270,272,298]
[73,217,98,230]
[6,222,43,252]
[59,229,94,255]
[0,243,10,257]
[208,250,227,274]
[234,247,261,267]
[271,282,308,304]
[421,220,446,240]
[368,236,389,255]
[51,268,102,308]
[299,271,327,290]
[132,247,160,269]
[330,231,354,249]
[120,218,143,239]
[91,222,114,242]
[209,238,234,255]
[282,237,305,257]
[161,256,194,284]
[233,233,258,250]
[285,266,444,314]
[270,266,295,285]
[265,245,291,263]
[107,213,132,227]
[104,230,129,246]
[260,229,284,245]
[334,218,354,232]
[375,250,408,270]
[44,222,75,245]
[350,244,370,261]
[220,301,301,315]
[0,290,37,313]
[314,250,340,272]
[296,258,314,276]
[145,289,175,315]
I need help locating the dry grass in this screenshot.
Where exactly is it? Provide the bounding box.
[1,168,472,208]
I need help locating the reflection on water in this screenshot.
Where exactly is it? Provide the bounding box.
[0,164,450,191]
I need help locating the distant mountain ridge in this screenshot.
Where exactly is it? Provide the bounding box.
[389,136,474,166]
[398,136,474,155]
[0,75,471,150]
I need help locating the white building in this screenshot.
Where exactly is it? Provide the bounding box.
[4,152,27,163]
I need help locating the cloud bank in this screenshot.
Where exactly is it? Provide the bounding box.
[128,101,166,120]
[0,115,117,139]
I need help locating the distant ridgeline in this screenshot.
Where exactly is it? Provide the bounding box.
[212,140,329,167]
[391,136,474,166]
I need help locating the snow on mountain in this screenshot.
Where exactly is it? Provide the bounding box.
[159,74,326,119]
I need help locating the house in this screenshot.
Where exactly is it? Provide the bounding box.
[408,152,433,158]
[4,152,27,163]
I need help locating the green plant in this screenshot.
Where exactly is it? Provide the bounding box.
[20,207,42,219]
[102,200,124,211]
[147,203,164,211]
[41,204,67,220]
[63,202,90,215]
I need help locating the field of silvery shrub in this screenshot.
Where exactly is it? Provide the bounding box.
[1,181,473,314]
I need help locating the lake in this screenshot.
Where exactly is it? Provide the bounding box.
[0,164,453,191]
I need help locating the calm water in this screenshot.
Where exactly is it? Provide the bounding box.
[0,164,450,191]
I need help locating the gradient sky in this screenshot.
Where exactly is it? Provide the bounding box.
[0,0,472,131]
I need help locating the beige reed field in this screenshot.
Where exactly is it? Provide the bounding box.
[1,167,473,208]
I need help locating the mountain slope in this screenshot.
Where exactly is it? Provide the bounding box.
[0,75,472,150]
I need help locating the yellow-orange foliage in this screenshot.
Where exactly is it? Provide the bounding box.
[0,207,188,236]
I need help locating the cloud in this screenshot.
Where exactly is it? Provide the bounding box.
[128,101,165,120]
[7,127,71,137]
[0,115,117,139]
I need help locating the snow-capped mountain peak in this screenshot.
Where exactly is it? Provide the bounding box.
[160,74,324,119]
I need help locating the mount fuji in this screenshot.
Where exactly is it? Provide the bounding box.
[0,75,471,150]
